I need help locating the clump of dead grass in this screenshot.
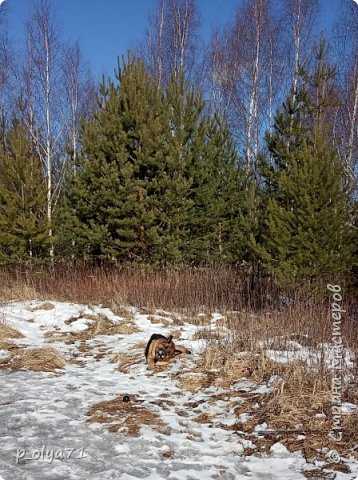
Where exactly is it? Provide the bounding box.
[0,321,24,340]
[202,345,253,380]
[48,313,141,344]
[0,346,66,372]
[192,328,221,341]
[87,395,169,436]
[128,341,147,351]
[0,321,24,351]
[84,314,140,338]
[176,372,208,393]
[147,315,171,327]
[107,303,134,321]
[85,314,140,336]
[27,302,55,312]
[183,313,212,326]
[110,351,143,373]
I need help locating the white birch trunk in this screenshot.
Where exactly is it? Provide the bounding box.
[292,0,301,106]
[45,28,53,258]
[246,1,261,172]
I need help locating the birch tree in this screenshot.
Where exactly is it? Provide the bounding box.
[141,0,200,86]
[285,0,319,105]
[333,0,358,189]
[61,42,96,169]
[208,0,284,172]
[16,0,62,258]
[0,3,10,123]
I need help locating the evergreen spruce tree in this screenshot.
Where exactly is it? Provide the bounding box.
[254,41,353,284]
[0,120,47,262]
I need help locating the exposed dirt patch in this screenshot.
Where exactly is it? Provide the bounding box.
[161,449,175,458]
[194,413,216,424]
[87,395,169,436]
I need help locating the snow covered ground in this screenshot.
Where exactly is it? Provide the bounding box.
[0,301,357,480]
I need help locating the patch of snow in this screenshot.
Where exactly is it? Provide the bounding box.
[254,422,268,432]
[0,301,357,480]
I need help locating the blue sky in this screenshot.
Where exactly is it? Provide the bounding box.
[4,0,240,78]
[4,0,341,80]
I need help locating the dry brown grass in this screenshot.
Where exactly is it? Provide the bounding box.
[176,372,208,393]
[0,264,251,312]
[234,378,358,464]
[27,302,55,312]
[108,303,134,321]
[110,351,143,373]
[0,283,38,301]
[176,334,357,467]
[0,321,24,340]
[147,315,171,327]
[204,349,357,464]
[86,395,169,436]
[183,313,212,326]
[128,341,147,351]
[212,308,331,351]
[0,321,24,351]
[0,347,66,372]
[174,353,251,393]
[84,314,140,336]
[192,328,220,340]
[47,313,140,344]
[194,412,217,424]
[0,340,21,351]
[0,264,356,351]
[0,264,356,468]
[161,448,175,458]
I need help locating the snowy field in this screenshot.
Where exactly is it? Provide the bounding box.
[0,301,357,480]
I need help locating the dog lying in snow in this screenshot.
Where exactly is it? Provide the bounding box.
[145,334,191,368]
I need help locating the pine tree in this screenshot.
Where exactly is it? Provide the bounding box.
[65,56,192,263]
[183,110,246,263]
[64,57,249,265]
[0,120,47,262]
[254,41,353,284]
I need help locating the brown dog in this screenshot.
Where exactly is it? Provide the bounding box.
[145,334,191,368]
